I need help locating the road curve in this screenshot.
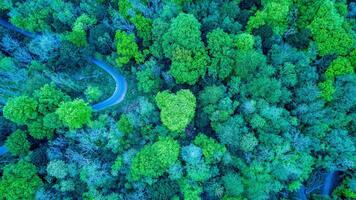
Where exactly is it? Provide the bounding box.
[87,57,127,111]
[0,19,38,39]
[0,18,127,112]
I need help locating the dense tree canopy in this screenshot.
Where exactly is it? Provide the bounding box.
[56,99,92,129]
[0,0,355,199]
[155,89,196,132]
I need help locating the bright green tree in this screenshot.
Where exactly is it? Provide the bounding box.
[319,79,336,102]
[155,89,196,132]
[118,0,132,18]
[162,13,209,85]
[65,14,97,47]
[236,33,255,51]
[116,114,133,135]
[130,137,180,180]
[194,133,227,164]
[309,0,354,56]
[179,180,203,200]
[246,0,293,34]
[5,130,30,156]
[325,57,353,80]
[207,29,236,80]
[0,161,42,200]
[131,14,153,47]
[28,118,55,140]
[115,30,144,66]
[3,96,38,125]
[33,83,70,114]
[56,99,92,129]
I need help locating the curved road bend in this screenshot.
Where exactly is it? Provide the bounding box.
[0,18,128,112]
[0,19,128,155]
[87,57,127,111]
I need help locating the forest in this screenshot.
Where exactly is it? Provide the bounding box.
[0,0,355,199]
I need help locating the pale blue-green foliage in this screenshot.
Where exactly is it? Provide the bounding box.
[181,144,203,165]
[205,181,224,199]
[1,35,20,52]
[325,129,355,170]
[216,115,248,151]
[47,160,69,179]
[333,74,356,112]
[127,97,160,127]
[13,48,33,63]
[241,99,256,114]
[0,56,27,104]
[80,162,114,189]
[186,161,212,182]
[168,163,183,180]
[222,172,244,196]
[28,34,60,61]
[257,101,292,132]
[57,179,75,192]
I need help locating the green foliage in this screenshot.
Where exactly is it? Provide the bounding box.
[234,50,268,81]
[236,33,255,51]
[194,133,226,164]
[2,0,355,199]
[5,130,30,156]
[247,0,293,34]
[136,60,162,93]
[116,114,133,135]
[28,118,54,139]
[295,0,323,28]
[0,161,42,200]
[155,89,196,132]
[130,137,180,180]
[207,29,236,80]
[239,133,258,152]
[148,178,179,200]
[115,30,144,66]
[279,63,297,87]
[65,29,88,47]
[186,161,212,182]
[131,15,153,47]
[43,113,63,129]
[241,162,280,200]
[118,0,132,18]
[223,173,244,196]
[65,14,97,47]
[85,86,103,103]
[333,176,356,199]
[9,1,51,32]
[325,57,354,80]
[33,83,70,114]
[111,156,123,176]
[56,99,92,129]
[163,13,209,85]
[0,0,11,10]
[309,0,354,56]
[3,96,38,125]
[179,180,203,200]
[47,160,69,179]
[319,79,336,102]
[199,85,239,128]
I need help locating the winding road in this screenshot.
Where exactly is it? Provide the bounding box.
[0,19,128,155]
[0,18,127,112]
[87,57,127,111]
